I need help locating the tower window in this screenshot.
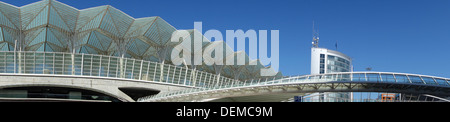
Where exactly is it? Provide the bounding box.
[320,54,325,58]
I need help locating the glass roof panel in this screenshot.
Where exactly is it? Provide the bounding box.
[2,27,16,44]
[50,0,78,31]
[77,6,106,31]
[25,5,49,30]
[0,0,283,79]
[0,27,3,42]
[100,11,119,37]
[36,43,45,51]
[49,6,70,31]
[126,17,156,37]
[127,39,138,54]
[0,43,8,51]
[0,9,17,29]
[134,38,150,56]
[79,32,90,45]
[107,7,134,37]
[87,31,101,51]
[0,2,20,29]
[20,0,47,29]
[154,18,176,45]
[143,19,160,44]
[28,28,46,47]
[45,43,54,52]
[94,31,112,51]
[46,28,63,47]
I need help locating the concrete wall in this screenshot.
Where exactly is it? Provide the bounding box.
[0,74,193,102]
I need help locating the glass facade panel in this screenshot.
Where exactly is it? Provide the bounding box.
[381,74,396,83]
[320,54,325,58]
[340,74,351,81]
[435,79,449,86]
[323,74,333,79]
[421,77,437,85]
[326,55,350,73]
[366,73,380,82]
[320,54,325,74]
[395,75,409,83]
[309,75,321,80]
[408,76,424,84]
[352,73,364,81]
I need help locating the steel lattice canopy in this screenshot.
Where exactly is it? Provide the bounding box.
[0,0,282,80]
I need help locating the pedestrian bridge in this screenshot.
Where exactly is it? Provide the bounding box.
[138,72,450,102]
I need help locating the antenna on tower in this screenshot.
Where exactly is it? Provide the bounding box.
[335,40,338,51]
[312,21,319,48]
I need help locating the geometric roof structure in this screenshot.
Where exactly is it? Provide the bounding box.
[0,0,282,80]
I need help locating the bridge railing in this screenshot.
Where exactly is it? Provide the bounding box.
[0,51,238,88]
[138,72,450,102]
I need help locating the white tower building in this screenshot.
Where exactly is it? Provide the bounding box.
[307,23,354,102]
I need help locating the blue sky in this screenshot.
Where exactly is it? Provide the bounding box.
[5,0,450,78]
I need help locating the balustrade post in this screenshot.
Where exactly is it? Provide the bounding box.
[18,51,21,73]
[139,61,143,80]
[71,53,75,75]
[62,53,65,75]
[159,61,165,82]
[131,59,136,79]
[80,53,84,75]
[99,55,102,77]
[53,53,56,74]
[43,53,46,74]
[166,64,171,83]
[182,68,187,85]
[119,56,124,78]
[191,69,197,87]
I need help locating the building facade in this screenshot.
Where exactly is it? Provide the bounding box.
[311,47,352,75]
[310,47,353,102]
[0,0,281,81]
